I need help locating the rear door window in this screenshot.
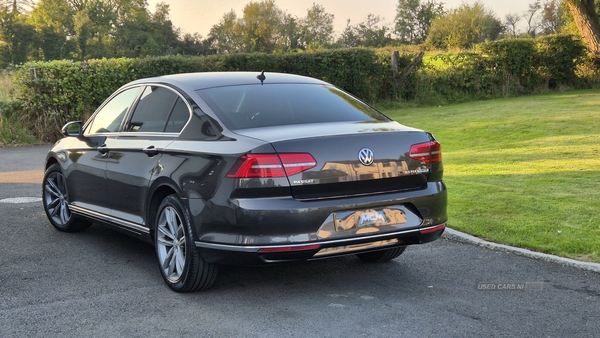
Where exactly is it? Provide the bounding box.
[127,86,181,133]
[164,97,191,133]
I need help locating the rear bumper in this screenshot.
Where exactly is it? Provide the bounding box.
[191,180,447,264]
[196,223,445,265]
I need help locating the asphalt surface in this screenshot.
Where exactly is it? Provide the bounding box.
[1,145,599,337]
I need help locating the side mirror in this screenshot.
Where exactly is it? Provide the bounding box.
[61,121,84,137]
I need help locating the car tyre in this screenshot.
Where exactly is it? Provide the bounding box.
[155,194,218,292]
[42,163,92,232]
[355,246,407,263]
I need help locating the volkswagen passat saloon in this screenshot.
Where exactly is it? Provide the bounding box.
[43,72,447,292]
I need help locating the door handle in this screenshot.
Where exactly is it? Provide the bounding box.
[143,146,159,157]
[97,144,109,155]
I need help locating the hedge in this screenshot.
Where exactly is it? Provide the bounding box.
[16,49,414,141]
[10,35,590,142]
[410,35,587,106]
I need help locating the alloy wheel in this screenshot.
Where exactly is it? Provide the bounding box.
[156,206,186,283]
[43,172,71,226]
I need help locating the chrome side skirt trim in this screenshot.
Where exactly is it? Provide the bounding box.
[195,225,443,252]
[69,205,150,235]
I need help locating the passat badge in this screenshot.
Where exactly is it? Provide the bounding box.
[358,148,374,166]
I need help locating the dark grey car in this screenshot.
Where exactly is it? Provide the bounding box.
[42,72,447,292]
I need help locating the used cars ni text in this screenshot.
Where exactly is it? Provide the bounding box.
[43,72,447,292]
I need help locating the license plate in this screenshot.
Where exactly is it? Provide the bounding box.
[334,208,406,232]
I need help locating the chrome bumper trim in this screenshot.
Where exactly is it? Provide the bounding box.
[195,224,444,252]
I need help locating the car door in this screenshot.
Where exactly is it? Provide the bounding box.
[67,87,142,216]
[104,85,191,227]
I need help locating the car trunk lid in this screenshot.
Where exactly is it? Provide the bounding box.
[232,121,438,200]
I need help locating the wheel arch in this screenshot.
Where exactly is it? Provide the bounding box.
[45,156,59,170]
[147,186,176,239]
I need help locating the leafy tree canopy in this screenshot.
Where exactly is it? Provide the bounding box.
[426,1,504,49]
[395,0,444,44]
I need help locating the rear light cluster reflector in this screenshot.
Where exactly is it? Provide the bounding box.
[419,223,446,234]
[410,141,442,163]
[226,153,317,178]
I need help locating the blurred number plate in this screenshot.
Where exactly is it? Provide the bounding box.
[334,208,406,232]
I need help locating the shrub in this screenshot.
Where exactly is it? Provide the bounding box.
[0,100,35,146]
[15,50,392,142]
[414,52,503,105]
[9,39,591,142]
[536,35,586,88]
[479,39,543,95]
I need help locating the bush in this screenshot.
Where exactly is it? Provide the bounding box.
[479,39,543,95]
[373,47,422,101]
[575,55,600,88]
[15,50,393,142]
[413,52,503,105]
[536,35,586,88]
[0,100,35,146]
[411,36,586,105]
[9,38,591,142]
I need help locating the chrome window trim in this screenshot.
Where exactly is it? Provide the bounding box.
[82,83,195,137]
[83,85,145,136]
[120,83,193,135]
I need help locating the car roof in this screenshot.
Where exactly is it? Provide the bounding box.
[128,72,328,91]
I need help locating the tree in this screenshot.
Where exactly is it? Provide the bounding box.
[298,3,334,49]
[47,0,181,59]
[0,0,34,14]
[540,0,566,35]
[29,0,77,60]
[1,0,207,62]
[280,13,301,51]
[0,4,37,66]
[395,0,444,44]
[358,14,392,47]
[113,6,155,57]
[504,13,521,38]
[338,14,392,48]
[0,11,36,66]
[339,19,360,47]
[71,0,118,59]
[239,0,285,53]
[395,0,420,43]
[208,1,286,54]
[178,32,210,55]
[564,0,600,57]
[524,0,542,37]
[208,10,242,53]
[426,1,503,49]
[137,2,180,56]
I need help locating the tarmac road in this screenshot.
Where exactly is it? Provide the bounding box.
[1,145,598,337]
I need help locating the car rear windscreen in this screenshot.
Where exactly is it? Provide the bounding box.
[196,84,390,130]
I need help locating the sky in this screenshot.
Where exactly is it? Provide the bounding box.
[146,0,533,37]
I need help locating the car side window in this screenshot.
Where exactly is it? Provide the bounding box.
[164,97,190,133]
[127,86,181,133]
[85,87,142,134]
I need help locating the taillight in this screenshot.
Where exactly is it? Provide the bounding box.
[410,141,441,163]
[226,153,317,178]
[279,154,317,175]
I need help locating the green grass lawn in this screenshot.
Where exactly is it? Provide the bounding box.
[383,89,600,263]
